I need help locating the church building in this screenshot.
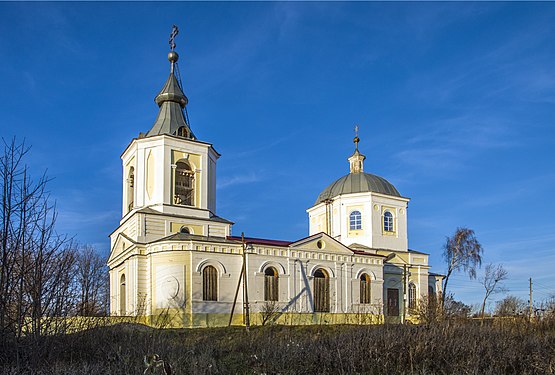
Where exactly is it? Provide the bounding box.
[107,36,443,327]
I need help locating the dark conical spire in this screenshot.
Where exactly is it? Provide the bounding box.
[146,26,195,139]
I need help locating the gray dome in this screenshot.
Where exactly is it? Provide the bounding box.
[315,172,400,204]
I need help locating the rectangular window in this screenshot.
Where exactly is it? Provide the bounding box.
[349,211,362,230]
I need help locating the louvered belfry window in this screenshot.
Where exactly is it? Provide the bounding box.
[175,161,194,206]
[313,269,330,312]
[360,273,371,304]
[202,266,218,301]
[127,167,134,212]
[264,267,279,302]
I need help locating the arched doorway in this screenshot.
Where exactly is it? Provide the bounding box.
[313,269,330,312]
[264,267,279,302]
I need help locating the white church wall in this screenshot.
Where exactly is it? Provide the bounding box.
[350,266,384,312]
[307,204,326,235]
[191,251,241,314]
[208,154,217,213]
[337,194,374,247]
[110,44,458,326]
[155,264,186,309]
[371,194,409,251]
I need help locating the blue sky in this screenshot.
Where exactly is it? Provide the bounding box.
[1,2,555,308]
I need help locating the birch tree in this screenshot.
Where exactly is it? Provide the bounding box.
[442,227,483,305]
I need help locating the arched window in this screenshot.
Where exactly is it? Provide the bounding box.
[176,126,189,138]
[119,274,126,316]
[202,266,218,301]
[264,267,279,302]
[349,211,362,230]
[127,167,134,212]
[313,269,330,312]
[360,273,371,304]
[174,161,194,206]
[383,211,394,232]
[179,226,191,234]
[408,283,417,309]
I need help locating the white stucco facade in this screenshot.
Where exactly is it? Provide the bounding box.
[107,47,443,327]
[307,192,409,251]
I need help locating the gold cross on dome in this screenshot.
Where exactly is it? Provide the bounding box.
[169,25,179,51]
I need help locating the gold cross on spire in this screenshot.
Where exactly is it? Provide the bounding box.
[353,124,360,150]
[169,25,179,51]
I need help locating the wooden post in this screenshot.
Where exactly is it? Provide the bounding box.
[402,264,407,324]
[228,266,243,326]
[242,232,251,330]
[529,278,533,322]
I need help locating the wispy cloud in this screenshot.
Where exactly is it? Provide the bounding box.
[395,115,518,175]
[224,132,301,161]
[405,12,555,106]
[57,209,118,228]
[218,172,261,189]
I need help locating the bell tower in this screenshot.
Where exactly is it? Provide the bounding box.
[112,26,231,246]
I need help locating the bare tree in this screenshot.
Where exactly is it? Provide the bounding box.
[443,293,472,319]
[260,300,281,326]
[494,295,525,317]
[75,244,108,316]
[413,292,471,324]
[0,138,78,363]
[479,263,508,319]
[442,227,483,305]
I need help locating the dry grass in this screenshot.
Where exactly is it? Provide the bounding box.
[1,320,555,374]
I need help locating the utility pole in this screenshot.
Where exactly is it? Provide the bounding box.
[402,264,407,324]
[228,232,251,331]
[529,278,533,322]
[242,233,251,331]
[228,265,243,326]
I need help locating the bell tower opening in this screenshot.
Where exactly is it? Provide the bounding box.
[126,166,135,212]
[176,126,189,138]
[174,160,195,206]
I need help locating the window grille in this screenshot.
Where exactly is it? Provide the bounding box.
[202,266,218,301]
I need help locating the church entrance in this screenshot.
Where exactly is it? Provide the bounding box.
[387,288,399,316]
[313,269,330,312]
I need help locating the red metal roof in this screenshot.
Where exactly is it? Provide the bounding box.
[351,249,386,257]
[227,235,292,247]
